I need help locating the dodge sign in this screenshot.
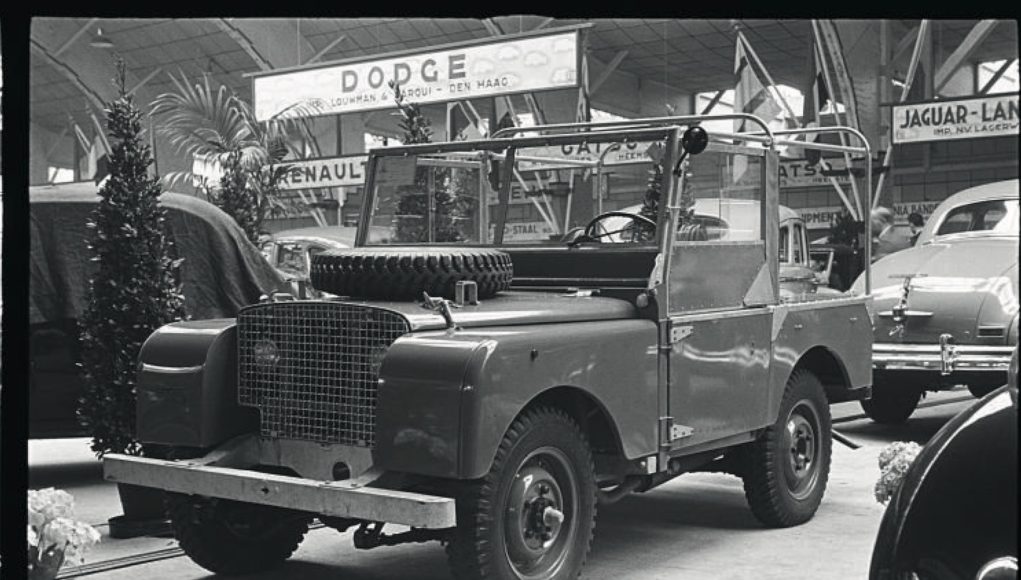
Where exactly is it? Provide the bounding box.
[252,28,582,121]
[892,93,1019,144]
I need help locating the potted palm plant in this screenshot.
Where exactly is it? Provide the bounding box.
[151,71,322,243]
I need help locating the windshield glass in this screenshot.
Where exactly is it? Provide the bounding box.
[363,134,766,247]
[935,198,1019,237]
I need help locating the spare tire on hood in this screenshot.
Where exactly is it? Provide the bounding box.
[310,247,513,301]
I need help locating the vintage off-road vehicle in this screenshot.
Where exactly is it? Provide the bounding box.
[105,114,875,580]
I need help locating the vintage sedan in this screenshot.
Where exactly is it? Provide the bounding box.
[852,179,1019,423]
[260,225,357,283]
[869,347,1018,580]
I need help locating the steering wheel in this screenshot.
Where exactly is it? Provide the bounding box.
[573,211,657,244]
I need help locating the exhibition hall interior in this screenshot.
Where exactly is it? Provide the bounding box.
[16,16,1021,580]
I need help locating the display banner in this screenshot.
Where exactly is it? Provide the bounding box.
[893,200,940,225]
[252,29,581,121]
[517,140,655,171]
[277,155,369,191]
[490,220,556,241]
[892,93,1019,144]
[779,159,852,189]
[798,206,846,229]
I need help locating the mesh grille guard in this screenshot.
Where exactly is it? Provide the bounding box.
[237,302,410,447]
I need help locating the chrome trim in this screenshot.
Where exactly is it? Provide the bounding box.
[873,342,1015,373]
[104,454,456,529]
[976,556,1017,580]
[139,363,204,374]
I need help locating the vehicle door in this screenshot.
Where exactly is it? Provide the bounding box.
[665,145,776,450]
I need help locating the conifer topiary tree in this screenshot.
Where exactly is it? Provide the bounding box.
[390,81,467,243]
[78,60,187,457]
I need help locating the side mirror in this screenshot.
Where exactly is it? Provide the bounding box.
[681,126,709,156]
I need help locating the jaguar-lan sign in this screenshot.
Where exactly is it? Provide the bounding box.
[892,93,1019,144]
[251,27,583,122]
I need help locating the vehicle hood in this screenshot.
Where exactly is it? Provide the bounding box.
[859,237,1019,343]
[340,290,639,332]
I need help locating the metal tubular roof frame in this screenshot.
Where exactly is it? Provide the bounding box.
[751,124,873,293]
[490,113,776,146]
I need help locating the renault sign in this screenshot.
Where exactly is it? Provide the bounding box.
[892,93,1019,144]
[251,27,584,122]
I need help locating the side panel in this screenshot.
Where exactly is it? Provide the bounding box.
[768,298,873,418]
[668,309,773,448]
[459,320,660,479]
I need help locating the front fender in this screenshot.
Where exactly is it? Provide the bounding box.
[373,320,660,480]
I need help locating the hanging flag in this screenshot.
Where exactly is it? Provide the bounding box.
[447,101,483,141]
[732,33,782,182]
[733,34,783,134]
[815,20,861,132]
[576,50,591,123]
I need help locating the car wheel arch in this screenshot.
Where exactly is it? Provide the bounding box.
[792,345,854,404]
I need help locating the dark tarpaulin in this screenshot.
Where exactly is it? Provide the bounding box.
[30,182,289,325]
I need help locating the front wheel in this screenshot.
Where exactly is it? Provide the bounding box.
[446,407,597,580]
[741,369,832,527]
[166,494,312,575]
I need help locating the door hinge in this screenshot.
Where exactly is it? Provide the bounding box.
[659,416,694,446]
[669,324,694,344]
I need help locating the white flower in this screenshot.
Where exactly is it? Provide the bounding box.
[28,488,76,524]
[875,441,923,504]
[27,488,100,568]
[27,525,39,548]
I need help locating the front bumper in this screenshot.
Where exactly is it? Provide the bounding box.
[873,339,1015,374]
[104,454,456,529]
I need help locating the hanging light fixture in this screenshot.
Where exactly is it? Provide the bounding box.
[90,27,115,49]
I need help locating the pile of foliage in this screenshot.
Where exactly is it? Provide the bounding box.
[874,441,923,504]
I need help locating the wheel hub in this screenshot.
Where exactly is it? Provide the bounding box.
[503,449,577,579]
[785,402,821,500]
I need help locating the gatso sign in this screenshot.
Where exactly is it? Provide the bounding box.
[892,93,1019,144]
[252,28,582,122]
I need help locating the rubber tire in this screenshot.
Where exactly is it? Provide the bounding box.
[310,247,513,301]
[861,373,923,424]
[166,493,311,576]
[966,380,1001,399]
[446,407,597,580]
[741,369,832,528]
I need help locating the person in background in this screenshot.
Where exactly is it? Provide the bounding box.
[871,207,912,262]
[907,212,925,246]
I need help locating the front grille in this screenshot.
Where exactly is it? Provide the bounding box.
[237,302,410,447]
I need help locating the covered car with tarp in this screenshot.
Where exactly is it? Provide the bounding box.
[30,182,289,438]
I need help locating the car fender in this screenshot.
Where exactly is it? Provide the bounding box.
[374,319,659,479]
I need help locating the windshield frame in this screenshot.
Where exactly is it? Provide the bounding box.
[355,126,769,248]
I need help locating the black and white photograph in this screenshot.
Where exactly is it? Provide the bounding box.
[2,14,1019,580]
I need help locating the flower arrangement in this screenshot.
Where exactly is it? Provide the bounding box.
[874,441,923,504]
[28,488,102,580]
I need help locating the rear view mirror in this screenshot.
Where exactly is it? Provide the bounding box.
[681,126,709,156]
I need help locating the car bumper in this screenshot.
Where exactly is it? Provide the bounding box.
[103,454,456,529]
[873,340,1015,374]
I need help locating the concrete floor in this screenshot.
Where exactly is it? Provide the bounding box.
[30,390,974,580]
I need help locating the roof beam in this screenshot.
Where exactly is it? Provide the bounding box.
[55,18,99,57]
[935,19,997,93]
[128,67,163,97]
[216,18,272,71]
[979,58,1015,94]
[589,50,628,94]
[890,24,920,67]
[306,34,347,65]
[29,38,106,110]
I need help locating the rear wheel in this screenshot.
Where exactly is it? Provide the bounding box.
[862,372,923,424]
[741,369,832,527]
[166,494,312,575]
[446,407,597,580]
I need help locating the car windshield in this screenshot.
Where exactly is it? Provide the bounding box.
[935,198,1019,237]
[363,135,766,247]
